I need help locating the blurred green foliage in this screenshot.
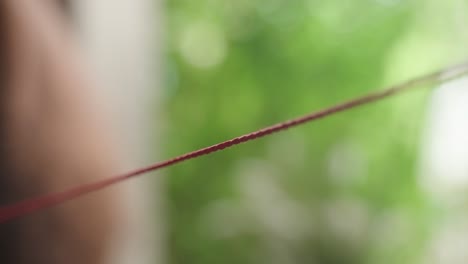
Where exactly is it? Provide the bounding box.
[163,0,466,263]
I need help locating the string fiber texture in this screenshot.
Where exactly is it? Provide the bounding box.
[1,61,468,224]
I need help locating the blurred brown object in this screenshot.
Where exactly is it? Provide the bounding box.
[0,0,123,263]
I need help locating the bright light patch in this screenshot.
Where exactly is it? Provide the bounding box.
[178,21,227,69]
[419,78,468,195]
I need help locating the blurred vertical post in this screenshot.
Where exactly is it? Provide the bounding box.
[71,0,165,263]
[419,78,468,264]
[1,1,127,263]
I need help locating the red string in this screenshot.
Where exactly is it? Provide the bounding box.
[0,61,467,224]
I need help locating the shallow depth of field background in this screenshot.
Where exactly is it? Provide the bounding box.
[160,0,468,264]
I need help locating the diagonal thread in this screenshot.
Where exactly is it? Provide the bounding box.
[1,61,468,224]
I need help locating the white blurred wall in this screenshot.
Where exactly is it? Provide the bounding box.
[69,1,165,263]
[419,78,468,264]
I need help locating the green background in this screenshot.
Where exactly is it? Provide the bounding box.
[162,1,467,263]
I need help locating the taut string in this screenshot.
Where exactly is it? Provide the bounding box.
[1,61,468,224]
